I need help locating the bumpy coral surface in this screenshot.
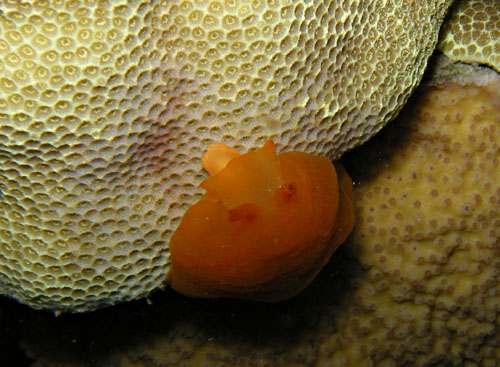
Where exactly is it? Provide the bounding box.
[438,0,500,72]
[18,66,500,367]
[345,72,500,366]
[0,0,453,312]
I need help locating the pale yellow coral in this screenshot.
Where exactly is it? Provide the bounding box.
[346,70,500,366]
[0,0,453,312]
[18,66,500,367]
[437,0,500,72]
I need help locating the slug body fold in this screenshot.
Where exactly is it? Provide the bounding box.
[168,141,354,302]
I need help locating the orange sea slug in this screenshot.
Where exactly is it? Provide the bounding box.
[167,141,354,302]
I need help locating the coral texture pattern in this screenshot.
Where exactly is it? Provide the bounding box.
[438,0,500,72]
[0,0,452,311]
[20,68,500,367]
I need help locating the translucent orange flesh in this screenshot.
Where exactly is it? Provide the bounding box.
[201,142,240,176]
[168,141,355,302]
